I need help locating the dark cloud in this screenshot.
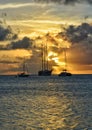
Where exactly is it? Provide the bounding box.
[58,23,92,44]
[0,60,18,64]
[7,37,33,50]
[57,22,92,66]
[35,0,92,4]
[0,25,18,41]
[0,36,34,50]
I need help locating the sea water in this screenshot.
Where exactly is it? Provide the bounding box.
[0,75,92,130]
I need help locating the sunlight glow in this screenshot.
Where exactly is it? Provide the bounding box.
[0,1,92,74]
[48,51,57,57]
[48,51,66,67]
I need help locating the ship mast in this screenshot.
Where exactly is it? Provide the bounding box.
[64,48,67,71]
[43,44,46,70]
[41,43,49,71]
[41,44,44,71]
[38,38,52,76]
[23,58,26,73]
[46,42,48,70]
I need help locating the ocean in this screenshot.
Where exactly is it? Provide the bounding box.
[0,75,92,130]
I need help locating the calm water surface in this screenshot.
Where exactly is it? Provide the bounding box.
[0,75,92,130]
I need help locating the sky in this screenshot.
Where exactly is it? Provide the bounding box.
[0,0,92,75]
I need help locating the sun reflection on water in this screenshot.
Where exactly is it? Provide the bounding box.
[0,76,91,130]
[9,95,80,130]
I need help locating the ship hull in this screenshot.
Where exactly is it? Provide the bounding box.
[17,73,29,77]
[58,71,72,76]
[38,70,52,76]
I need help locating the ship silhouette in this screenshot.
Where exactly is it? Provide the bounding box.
[58,48,72,76]
[38,43,52,76]
[17,58,29,77]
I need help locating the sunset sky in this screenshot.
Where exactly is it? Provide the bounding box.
[0,0,92,75]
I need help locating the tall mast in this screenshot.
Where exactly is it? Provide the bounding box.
[43,44,46,70]
[41,41,49,71]
[41,44,44,71]
[41,44,46,71]
[64,48,67,71]
[23,58,26,73]
[46,42,48,70]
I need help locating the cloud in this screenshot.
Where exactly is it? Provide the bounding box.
[0,3,30,9]
[0,60,18,64]
[0,25,18,41]
[0,24,33,50]
[7,37,33,50]
[0,36,33,50]
[57,22,92,67]
[0,2,50,10]
[34,0,92,4]
[58,23,92,43]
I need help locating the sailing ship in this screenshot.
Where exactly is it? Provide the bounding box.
[58,48,72,76]
[17,59,29,77]
[38,44,52,76]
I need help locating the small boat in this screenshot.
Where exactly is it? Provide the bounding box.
[58,69,72,76]
[17,58,30,77]
[17,72,29,77]
[38,43,52,76]
[58,48,72,76]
